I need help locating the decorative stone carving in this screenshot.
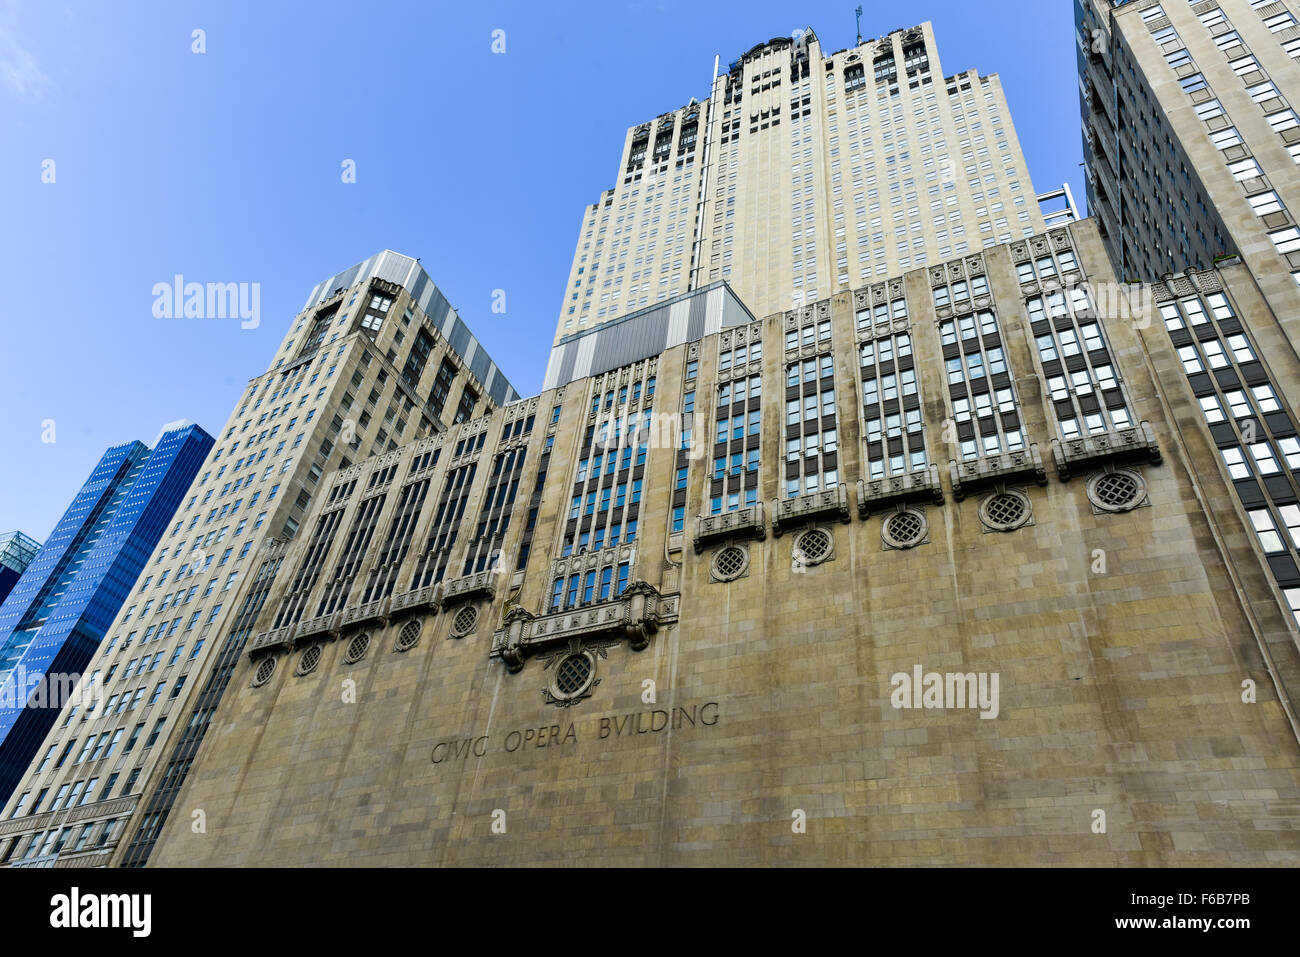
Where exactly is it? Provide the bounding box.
[389,582,442,617]
[441,570,498,605]
[293,611,341,645]
[492,581,679,674]
[1051,421,1161,481]
[694,503,766,553]
[948,445,1047,501]
[248,626,294,656]
[340,596,390,631]
[856,464,944,516]
[771,484,851,536]
[551,543,637,579]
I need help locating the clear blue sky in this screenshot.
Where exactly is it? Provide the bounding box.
[0,0,1082,544]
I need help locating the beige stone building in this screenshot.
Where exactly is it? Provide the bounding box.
[555,22,1047,343]
[141,219,1300,866]
[0,252,517,866]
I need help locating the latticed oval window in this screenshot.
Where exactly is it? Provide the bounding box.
[979,490,1031,532]
[1087,470,1145,513]
[251,656,276,687]
[793,527,833,566]
[450,605,479,638]
[553,652,594,699]
[883,509,927,550]
[343,633,371,664]
[711,544,748,582]
[297,644,322,676]
[394,619,422,653]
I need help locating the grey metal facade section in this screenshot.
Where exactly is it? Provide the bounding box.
[302,250,520,406]
[542,282,757,390]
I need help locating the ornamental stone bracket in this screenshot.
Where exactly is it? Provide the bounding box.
[1051,421,1161,481]
[693,503,765,554]
[949,444,1047,502]
[292,611,342,647]
[339,596,391,632]
[771,483,851,536]
[247,626,294,657]
[247,610,341,660]
[389,582,443,617]
[490,581,679,674]
[856,464,944,517]
[441,570,497,606]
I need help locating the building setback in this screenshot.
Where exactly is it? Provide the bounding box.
[0,423,213,812]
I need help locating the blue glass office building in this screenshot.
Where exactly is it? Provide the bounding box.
[0,422,213,804]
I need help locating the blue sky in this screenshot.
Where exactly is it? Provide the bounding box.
[0,0,1082,543]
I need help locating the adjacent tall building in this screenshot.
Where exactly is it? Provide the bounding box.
[1076,0,1300,283]
[1078,0,1300,638]
[0,423,212,811]
[0,253,516,867]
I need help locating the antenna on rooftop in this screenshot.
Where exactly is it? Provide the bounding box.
[855,5,864,45]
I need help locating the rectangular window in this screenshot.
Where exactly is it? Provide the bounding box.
[1211,127,1242,150]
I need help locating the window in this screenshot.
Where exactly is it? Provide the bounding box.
[1229,158,1262,182]
[1249,442,1281,475]
[1267,110,1300,133]
[1195,99,1224,121]
[1210,127,1250,155]
[1249,192,1285,217]
[1266,11,1297,32]
[1228,55,1260,76]
[1221,446,1251,480]
[1249,509,1286,553]
[1199,395,1225,424]
[1270,227,1300,254]
[1247,81,1279,104]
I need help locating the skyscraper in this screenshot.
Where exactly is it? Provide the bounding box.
[1077,0,1300,638]
[0,252,516,867]
[0,533,40,606]
[88,22,1300,867]
[1076,0,1300,283]
[554,24,1050,344]
[7,16,1300,869]
[0,423,212,809]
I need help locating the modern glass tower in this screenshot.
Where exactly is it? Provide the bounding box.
[0,533,39,606]
[0,422,213,807]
